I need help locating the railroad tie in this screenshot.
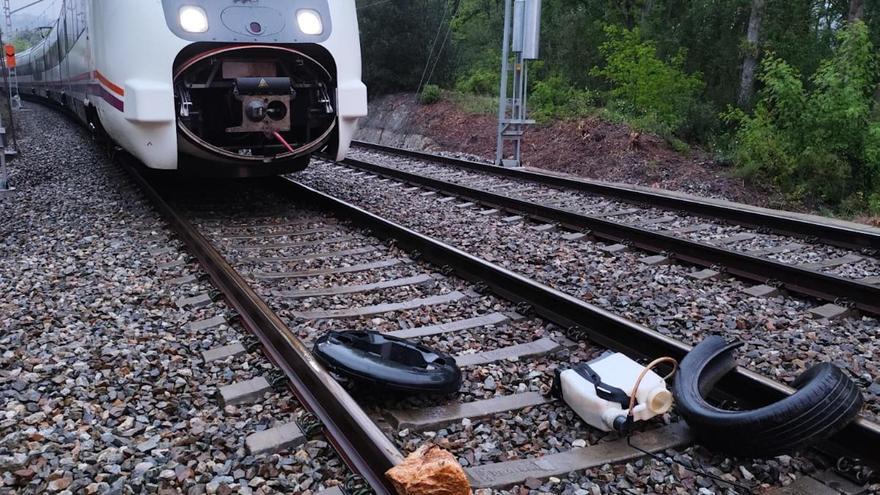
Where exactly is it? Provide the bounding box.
[253,258,406,280]
[465,423,693,489]
[387,392,551,431]
[273,274,436,299]
[218,377,272,406]
[293,291,467,320]
[799,254,863,270]
[388,312,512,339]
[202,343,246,364]
[245,422,306,455]
[454,337,567,368]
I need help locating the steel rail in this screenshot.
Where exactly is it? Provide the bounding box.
[352,140,880,253]
[276,176,880,465]
[123,159,403,495]
[336,156,880,316]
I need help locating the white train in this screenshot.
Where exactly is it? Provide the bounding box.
[12,0,367,176]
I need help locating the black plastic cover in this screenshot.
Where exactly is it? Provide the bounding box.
[236,77,292,96]
[313,331,462,395]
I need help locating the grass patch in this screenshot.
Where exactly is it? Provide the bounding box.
[446,90,498,115]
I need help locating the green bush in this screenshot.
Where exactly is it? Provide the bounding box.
[529,75,596,122]
[456,68,500,95]
[726,21,880,211]
[870,193,880,216]
[419,84,443,105]
[591,25,704,136]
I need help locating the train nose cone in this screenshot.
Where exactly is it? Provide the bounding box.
[245,100,267,122]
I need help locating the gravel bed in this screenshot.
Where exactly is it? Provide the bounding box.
[0,104,348,494]
[482,446,831,495]
[296,160,880,422]
[349,149,880,279]
[345,153,880,495]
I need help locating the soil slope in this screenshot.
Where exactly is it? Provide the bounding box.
[356,93,776,208]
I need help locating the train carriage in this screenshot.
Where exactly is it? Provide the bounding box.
[12,0,367,176]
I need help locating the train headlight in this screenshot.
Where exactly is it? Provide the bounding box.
[179,6,209,33]
[296,9,323,35]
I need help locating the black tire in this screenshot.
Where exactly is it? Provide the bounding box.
[672,336,863,457]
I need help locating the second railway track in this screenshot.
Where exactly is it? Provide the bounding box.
[124,157,880,494]
[345,142,880,316]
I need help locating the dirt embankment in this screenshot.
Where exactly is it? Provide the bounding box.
[355,93,777,208]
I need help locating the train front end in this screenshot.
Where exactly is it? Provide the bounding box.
[163,0,366,176]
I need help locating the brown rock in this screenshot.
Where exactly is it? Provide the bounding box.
[14,469,35,479]
[48,476,73,492]
[386,445,471,495]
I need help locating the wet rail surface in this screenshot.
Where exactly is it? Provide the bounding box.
[126,162,879,493]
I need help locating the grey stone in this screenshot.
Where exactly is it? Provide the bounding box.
[689,269,720,281]
[189,315,227,332]
[809,303,851,321]
[742,284,780,298]
[245,422,305,455]
[171,274,198,285]
[176,293,213,309]
[640,255,670,266]
[600,244,628,255]
[202,343,247,364]
[530,224,557,233]
[136,435,160,453]
[218,377,272,406]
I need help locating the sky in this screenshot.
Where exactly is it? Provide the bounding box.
[8,0,62,32]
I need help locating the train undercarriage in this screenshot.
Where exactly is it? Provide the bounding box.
[173,44,338,175]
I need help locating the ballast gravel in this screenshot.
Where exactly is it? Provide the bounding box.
[180,179,875,494]
[348,149,880,280]
[0,105,347,493]
[296,160,880,425]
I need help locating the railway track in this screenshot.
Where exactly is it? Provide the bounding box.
[347,141,880,317]
[122,156,880,494]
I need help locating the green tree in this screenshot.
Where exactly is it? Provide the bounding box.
[727,21,880,210]
[591,25,704,135]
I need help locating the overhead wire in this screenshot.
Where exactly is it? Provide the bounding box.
[421,5,458,95]
[415,0,451,96]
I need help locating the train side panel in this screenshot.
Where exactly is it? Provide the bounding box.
[323,0,368,161]
[89,0,189,170]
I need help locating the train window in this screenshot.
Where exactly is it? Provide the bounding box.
[78,0,86,35]
[60,19,67,55]
[66,6,75,51]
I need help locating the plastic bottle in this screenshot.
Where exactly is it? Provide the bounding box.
[559,353,673,432]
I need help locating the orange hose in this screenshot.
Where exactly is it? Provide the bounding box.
[627,357,678,415]
[272,131,295,154]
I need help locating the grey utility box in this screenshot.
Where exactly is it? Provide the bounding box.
[512,0,542,59]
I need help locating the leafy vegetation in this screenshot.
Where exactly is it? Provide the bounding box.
[726,22,880,212]
[10,29,43,51]
[591,26,704,137]
[356,0,880,214]
[419,84,443,104]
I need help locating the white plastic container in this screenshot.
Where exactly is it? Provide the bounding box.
[559,353,673,432]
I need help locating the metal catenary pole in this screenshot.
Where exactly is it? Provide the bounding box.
[495,0,541,168]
